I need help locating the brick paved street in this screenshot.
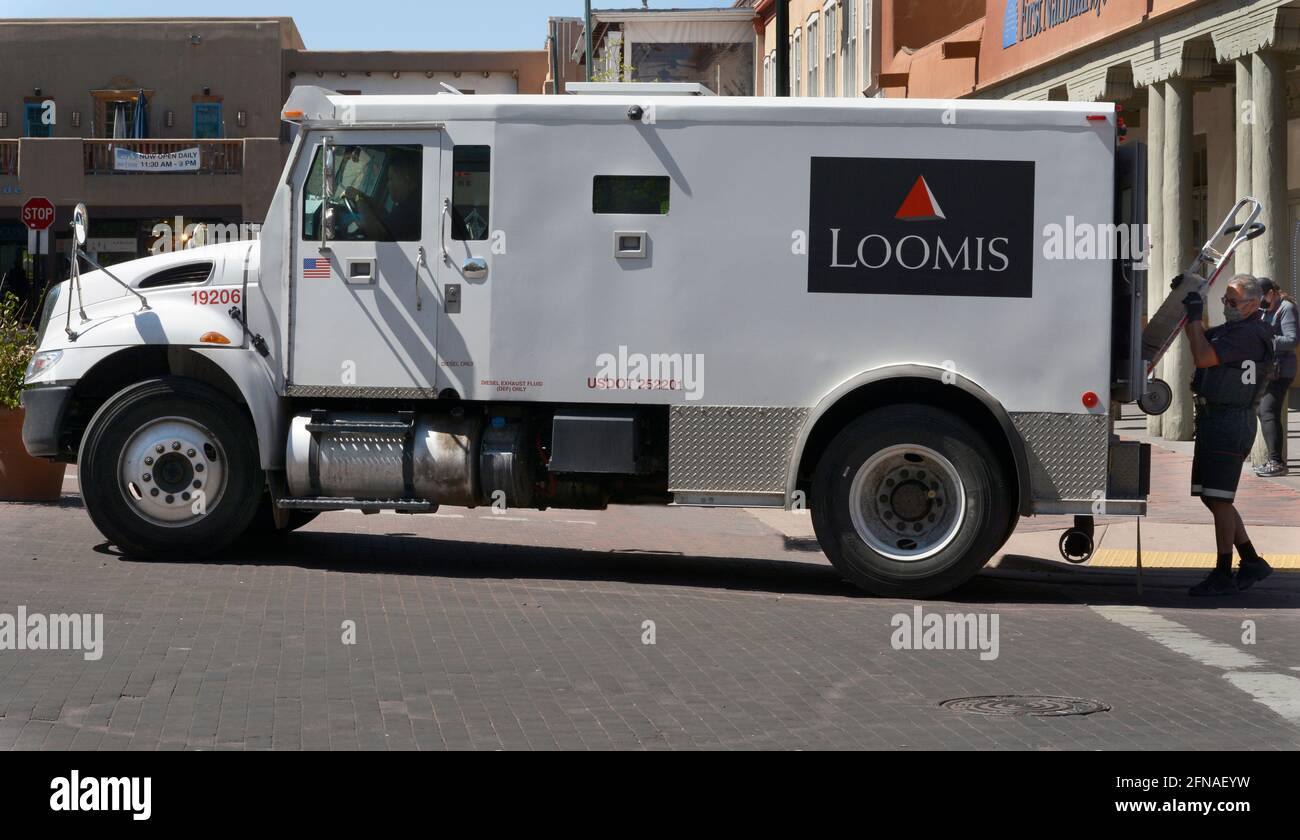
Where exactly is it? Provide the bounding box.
[2,440,1297,749]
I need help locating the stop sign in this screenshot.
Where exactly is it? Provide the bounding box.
[21,197,55,231]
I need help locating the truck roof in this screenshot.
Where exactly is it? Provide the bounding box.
[281,85,1118,131]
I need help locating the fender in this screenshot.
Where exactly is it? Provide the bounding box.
[190,347,286,471]
[786,363,1033,515]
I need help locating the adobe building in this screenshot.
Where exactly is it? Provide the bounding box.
[0,16,549,294]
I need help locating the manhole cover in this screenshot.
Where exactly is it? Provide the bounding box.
[940,695,1110,717]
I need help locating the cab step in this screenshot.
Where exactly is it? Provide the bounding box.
[275,497,436,513]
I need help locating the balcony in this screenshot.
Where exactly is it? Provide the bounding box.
[0,140,16,176]
[83,139,245,174]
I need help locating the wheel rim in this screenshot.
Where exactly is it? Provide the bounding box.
[847,444,966,562]
[115,416,228,528]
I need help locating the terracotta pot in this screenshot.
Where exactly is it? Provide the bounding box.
[0,407,67,502]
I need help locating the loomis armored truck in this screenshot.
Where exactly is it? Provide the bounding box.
[20,85,1152,598]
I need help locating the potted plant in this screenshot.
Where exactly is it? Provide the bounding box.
[0,291,66,501]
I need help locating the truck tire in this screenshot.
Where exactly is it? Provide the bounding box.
[78,377,264,560]
[811,404,1012,598]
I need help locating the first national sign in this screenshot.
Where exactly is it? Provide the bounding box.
[21,196,55,231]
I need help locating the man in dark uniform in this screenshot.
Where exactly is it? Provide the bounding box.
[1182,274,1275,595]
[343,149,421,242]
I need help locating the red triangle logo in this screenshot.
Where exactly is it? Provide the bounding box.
[895,176,946,222]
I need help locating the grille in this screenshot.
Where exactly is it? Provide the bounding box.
[138,262,214,289]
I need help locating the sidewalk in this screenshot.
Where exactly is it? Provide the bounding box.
[997,404,1300,572]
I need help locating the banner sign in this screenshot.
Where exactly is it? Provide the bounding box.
[113,147,201,172]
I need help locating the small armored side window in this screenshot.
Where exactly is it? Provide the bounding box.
[593,176,669,215]
[451,145,491,241]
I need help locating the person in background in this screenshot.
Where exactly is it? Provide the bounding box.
[1254,278,1297,477]
[1181,274,1274,596]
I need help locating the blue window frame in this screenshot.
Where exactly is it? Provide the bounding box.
[24,102,52,137]
[193,103,223,138]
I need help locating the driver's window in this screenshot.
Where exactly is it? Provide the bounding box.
[302,143,422,242]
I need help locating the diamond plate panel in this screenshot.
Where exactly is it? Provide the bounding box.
[669,406,808,494]
[1010,411,1108,502]
[286,385,440,400]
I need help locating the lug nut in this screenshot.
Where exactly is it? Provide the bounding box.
[142,473,152,482]
[165,495,175,504]
[172,442,181,451]
[144,456,154,466]
[155,444,164,454]
[150,488,160,497]
[192,480,202,489]
[187,449,196,458]
[182,492,191,501]
[195,464,204,473]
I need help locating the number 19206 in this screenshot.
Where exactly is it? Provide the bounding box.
[192,288,241,306]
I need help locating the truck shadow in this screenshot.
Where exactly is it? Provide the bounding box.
[104,530,1086,604]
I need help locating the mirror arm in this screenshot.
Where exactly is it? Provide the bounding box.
[320,137,334,252]
[76,248,150,311]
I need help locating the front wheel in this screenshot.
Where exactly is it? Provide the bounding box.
[811,405,1012,598]
[79,377,264,559]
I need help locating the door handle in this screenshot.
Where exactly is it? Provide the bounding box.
[463,257,488,280]
[440,198,451,265]
[415,246,426,311]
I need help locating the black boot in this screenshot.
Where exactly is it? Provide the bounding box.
[1189,568,1238,597]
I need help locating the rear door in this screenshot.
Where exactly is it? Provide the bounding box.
[290,131,441,393]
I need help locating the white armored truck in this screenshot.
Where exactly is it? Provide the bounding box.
[20,86,1152,597]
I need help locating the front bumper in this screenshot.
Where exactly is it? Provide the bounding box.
[20,384,74,458]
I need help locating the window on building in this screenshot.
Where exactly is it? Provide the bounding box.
[593,175,670,215]
[844,1,858,97]
[807,16,818,97]
[629,42,755,96]
[193,103,223,139]
[451,145,491,240]
[302,143,423,242]
[824,2,837,97]
[1192,134,1209,247]
[792,30,802,97]
[763,54,771,96]
[863,0,873,91]
[23,101,52,137]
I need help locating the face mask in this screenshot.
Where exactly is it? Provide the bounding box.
[1224,305,1245,323]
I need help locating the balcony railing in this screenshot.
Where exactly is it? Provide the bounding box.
[83,139,244,174]
[0,140,16,176]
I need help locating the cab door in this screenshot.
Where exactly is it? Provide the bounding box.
[290,131,441,394]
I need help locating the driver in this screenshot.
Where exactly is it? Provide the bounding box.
[342,149,421,241]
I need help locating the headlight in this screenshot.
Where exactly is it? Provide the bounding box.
[37,283,62,344]
[25,350,62,381]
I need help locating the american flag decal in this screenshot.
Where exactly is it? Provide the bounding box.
[302,257,331,278]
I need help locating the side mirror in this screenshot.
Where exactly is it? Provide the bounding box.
[320,139,335,248]
[71,203,89,249]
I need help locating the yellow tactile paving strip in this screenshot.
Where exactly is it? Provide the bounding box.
[1090,549,1300,569]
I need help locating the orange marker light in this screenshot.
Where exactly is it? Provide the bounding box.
[1082,391,1100,409]
[200,332,232,345]
[282,109,304,120]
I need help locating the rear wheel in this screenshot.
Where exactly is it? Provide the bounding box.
[79,377,264,559]
[811,405,1012,598]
